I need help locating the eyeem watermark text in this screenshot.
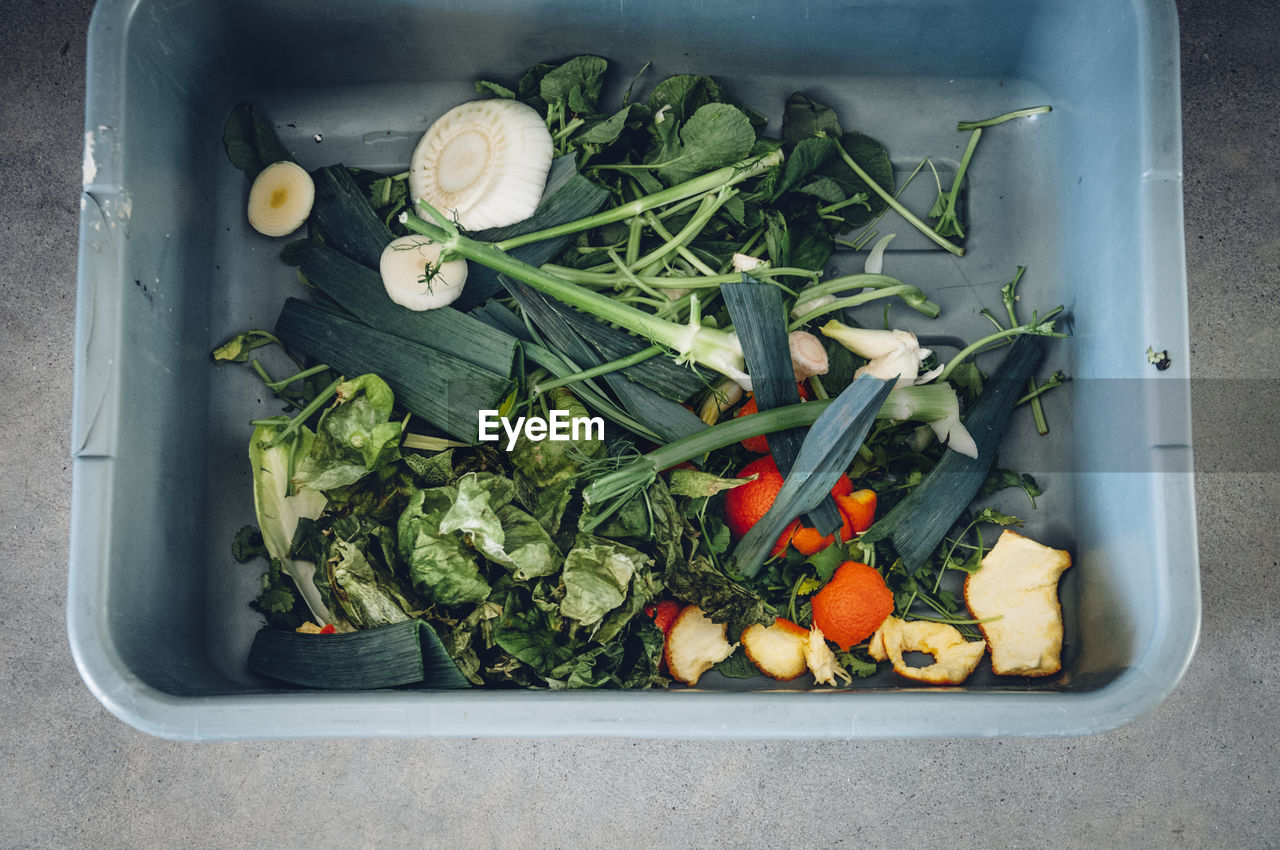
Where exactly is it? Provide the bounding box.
[478,409,605,451]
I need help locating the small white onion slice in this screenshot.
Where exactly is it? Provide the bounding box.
[379,235,469,311]
[247,161,315,237]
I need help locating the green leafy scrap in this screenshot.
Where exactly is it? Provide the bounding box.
[397,487,492,606]
[663,555,774,635]
[645,102,757,185]
[293,374,403,491]
[222,101,294,181]
[560,533,653,627]
[440,473,562,580]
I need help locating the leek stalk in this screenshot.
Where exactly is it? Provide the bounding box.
[403,206,751,387]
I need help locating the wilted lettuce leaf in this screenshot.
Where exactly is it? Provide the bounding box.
[249,422,332,626]
[403,448,455,487]
[439,473,562,580]
[492,598,573,676]
[330,538,414,629]
[446,602,501,685]
[560,533,653,627]
[397,487,491,606]
[548,640,625,689]
[510,389,602,537]
[593,566,662,645]
[294,374,403,491]
[617,621,667,689]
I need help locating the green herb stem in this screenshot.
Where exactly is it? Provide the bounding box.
[492,149,784,252]
[542,264,818,290]
[640,209,719,277]
[931,127,982,237]
[531,344,665,394]
[522,342,664,443]
[261,376,343,448]
[632,188,734,277]
[406,210,693,350]
[581,399,837,521]
[829,136,964,257]
[788,285,941,328]
[258,362,332,394]
[937,310,1067,382]
[957,105,1052,131]
[999,265,1052,435]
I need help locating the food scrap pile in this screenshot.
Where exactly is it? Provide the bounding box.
[218,55,1071,690]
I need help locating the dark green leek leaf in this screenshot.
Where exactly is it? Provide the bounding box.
[554,305,707,402]
[720,276,806,462]
[275,298,513,443]
[734,374,895,578]
[308,166,395,269]
[721,275,842,534]
[861,336,1045,569]
[298,242,518,375]
[469,300,535,342]
[499,275,706,443]
[248,620,470,690]
[454,156,611,310]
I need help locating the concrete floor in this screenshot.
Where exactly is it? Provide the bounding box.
[2,0,1277,846]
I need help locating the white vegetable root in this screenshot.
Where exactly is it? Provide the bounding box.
[409,99,554,231]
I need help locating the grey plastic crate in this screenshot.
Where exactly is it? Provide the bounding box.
[71,0,1197,739]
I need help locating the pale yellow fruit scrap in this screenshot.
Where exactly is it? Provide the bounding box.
[665,606,736,686]
[964,529,1072,676]
[868,616,986,685]
[740,620,808,681]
